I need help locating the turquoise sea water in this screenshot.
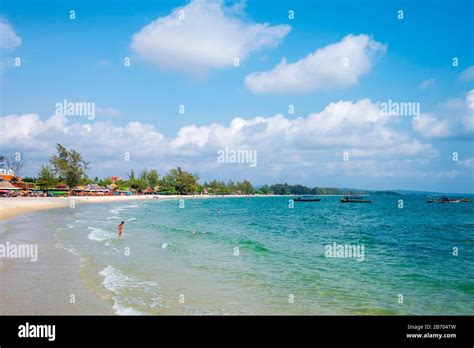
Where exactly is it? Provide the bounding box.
[53,196,474,315]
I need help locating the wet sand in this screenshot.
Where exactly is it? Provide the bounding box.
[0,210,114,314]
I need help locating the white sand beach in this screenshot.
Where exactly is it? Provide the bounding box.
[0,194,275,221]
[0,195,160,221]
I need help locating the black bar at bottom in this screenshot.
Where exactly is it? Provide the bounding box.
[0,315,472,346]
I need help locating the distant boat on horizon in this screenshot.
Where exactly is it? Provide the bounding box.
[293,195,321,202]
[340,195,372,203]
[426,196,470,203]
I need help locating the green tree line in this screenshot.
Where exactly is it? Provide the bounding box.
[28,144,398,196]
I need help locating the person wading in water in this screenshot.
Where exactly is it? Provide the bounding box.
[118,221,125,239]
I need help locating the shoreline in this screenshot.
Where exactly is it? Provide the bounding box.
[0,195,157,221]
[0,195,274,315]
[0,211,115,315]
[0,194,281,315]
[0,193,385,222]
[0,194,280,221]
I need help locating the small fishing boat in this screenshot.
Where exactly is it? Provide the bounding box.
[340,195,372,203]
[426,196,461,203]
[460,198,471,202]
[293,195,321,202]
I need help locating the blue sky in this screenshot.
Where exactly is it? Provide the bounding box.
[1,0,473,192]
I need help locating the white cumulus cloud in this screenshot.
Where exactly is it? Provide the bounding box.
[130,0,290,74]
[412,90,474,138]
[1,97,438,181]
[0,17,21,51]
[244,34,386,94]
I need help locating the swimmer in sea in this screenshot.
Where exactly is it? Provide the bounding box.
[118,221,125,239]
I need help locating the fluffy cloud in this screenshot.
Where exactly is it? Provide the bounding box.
[458,157,474,168]
[419,78,435,90]
[412,90,474,138]
[460,66,474,81]
[0,17,21,50]
[0,113,165,158]
[244,34,386,94]
[169,99,435,159]
[1,98,437,181]
[130,0,290,74]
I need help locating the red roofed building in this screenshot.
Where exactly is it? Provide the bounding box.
[0,169,15,181]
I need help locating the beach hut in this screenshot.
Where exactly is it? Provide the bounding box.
[15,181,37,191]
[72,185,87,196]
[0,180,20,196]
[106,183,118,191]
[143,187,154,195]
[0,181,20,190]
[86,184,111,195]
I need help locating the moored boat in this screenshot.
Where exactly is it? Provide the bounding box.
[426,196,462,203]
[293,195,321,202]
[340,195,372,203]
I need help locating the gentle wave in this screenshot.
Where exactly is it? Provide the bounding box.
[87,227,115,242]
[55,196,474,315]
[240,239,269,252]
[99,265,162,315]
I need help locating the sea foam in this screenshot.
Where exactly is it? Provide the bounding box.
[87,227,115,242]
[99,265,161,315]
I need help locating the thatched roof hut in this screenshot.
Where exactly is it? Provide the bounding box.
[0,181,20,190]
